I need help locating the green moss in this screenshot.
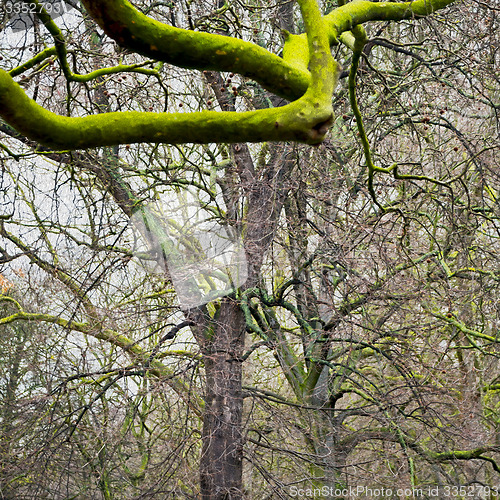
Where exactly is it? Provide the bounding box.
[325,0,456,40]
[9,47,57,77]
[80,0,310,101]
[282,32,309,73]
[0,308,204,414]
[0,0,457,149]
[0,69,334,148]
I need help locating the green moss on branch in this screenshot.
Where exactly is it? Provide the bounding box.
[0,0,457,149]
[325,0,457,42]
[0,307,203,415]
[0,69,333,148]
[9,47,57,77]
[80,0,310,101]
[79,0,456,101]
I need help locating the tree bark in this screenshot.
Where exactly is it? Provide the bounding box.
[200,299,245,499]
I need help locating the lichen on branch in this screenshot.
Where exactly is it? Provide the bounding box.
[0,69,334,148]
[79,0,456,99]
[0,0,458,150]
[80,0,311,101]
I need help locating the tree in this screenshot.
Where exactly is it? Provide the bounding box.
[0,0,499,498]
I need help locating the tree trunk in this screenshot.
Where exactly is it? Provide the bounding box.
[309,366,346,495]
[200,299,245,499]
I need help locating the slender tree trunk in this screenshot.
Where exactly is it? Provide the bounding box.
[308,367,346,495]
[195,66,293,494]
[0,324,25,497]
[200,300,246,499]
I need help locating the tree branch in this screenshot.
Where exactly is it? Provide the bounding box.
[0,69,334,147]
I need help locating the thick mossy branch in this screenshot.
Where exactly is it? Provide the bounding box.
[0,0,457,149]
[325,0,457,44]
[296,0,336,106]
[80,0,311,101]
[0,69,333,147]
[282,32,309,73]
[0,0,335,149]
[79,0,455,100]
